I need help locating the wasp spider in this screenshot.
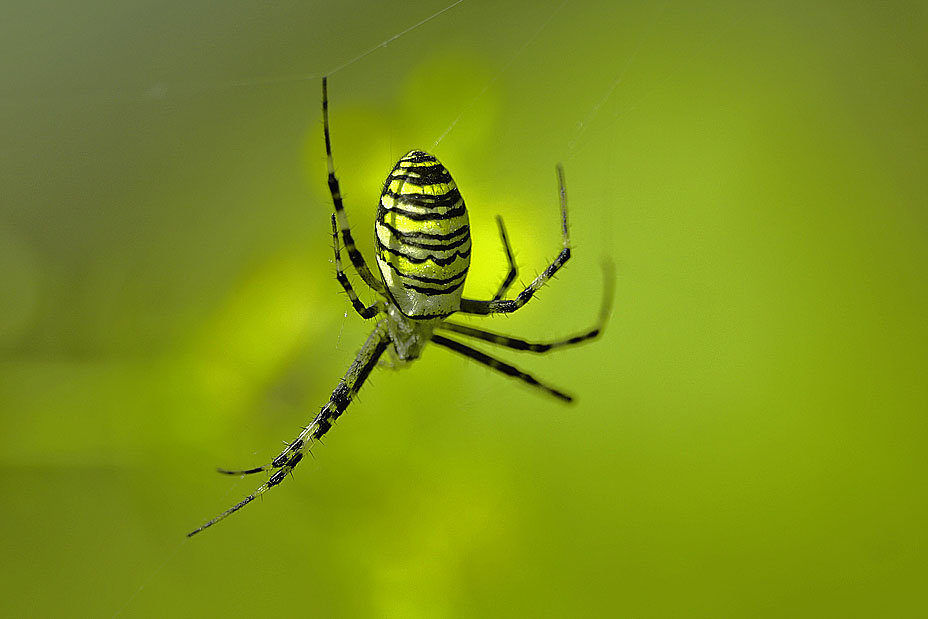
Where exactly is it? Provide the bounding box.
[187,77,613,536]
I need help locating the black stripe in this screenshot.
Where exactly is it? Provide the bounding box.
[377,219,469,244]
[403,279,465,295]
[378,242,471,266]
[380,257,467,286]
[378,233,470,252]
[379,199,466,221]
[390,170,452,184]
[382,187,462,210]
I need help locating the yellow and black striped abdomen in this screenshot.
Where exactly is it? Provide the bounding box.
[375,150,471,318]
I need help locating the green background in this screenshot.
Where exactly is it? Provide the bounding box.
[2,1,925,616]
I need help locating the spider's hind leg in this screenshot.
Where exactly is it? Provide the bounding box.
[431,334,573,403]
[322,77,386,295]
[189,321,392,536]
[438,260,615,353]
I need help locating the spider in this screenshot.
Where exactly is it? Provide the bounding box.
[187,77,613,536]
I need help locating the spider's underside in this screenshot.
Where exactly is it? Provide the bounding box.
[187,77,613,537]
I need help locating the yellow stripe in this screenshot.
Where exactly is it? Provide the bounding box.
[397,159,441,168]
[380,210,469,236]
[380,193,463,216]
[388,179,455,196]
[381,251,470,281]
[375,222,471,259]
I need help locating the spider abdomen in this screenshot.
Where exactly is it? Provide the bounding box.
[375,150,471,318]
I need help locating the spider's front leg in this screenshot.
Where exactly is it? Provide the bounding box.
[188,321,391,537]
[460,165,571,315]
[322,76,385,295]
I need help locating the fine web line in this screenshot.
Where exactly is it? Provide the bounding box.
[111,539,189,618]
[181,0,466,94]
[111,472,253,617]
[565,2,668,157]
[44,0,468,106]
[431,0,570,150]
[196,0,466,93]
[197,0,466,93]
[326,0,467,76]
[428,1,671,165]
[608,9,748,123]
[566,3,747,159]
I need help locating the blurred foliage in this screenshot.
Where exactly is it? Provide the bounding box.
[1,1,926,617]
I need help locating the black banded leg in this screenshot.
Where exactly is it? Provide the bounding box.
[436,320,598,354]
[440,260,614,352]
[331,215,381,319]
[460,164,571,315]
[188,321,391,537]
[322,76,386,294]
[492,215,518,301]
[431,334,573,403]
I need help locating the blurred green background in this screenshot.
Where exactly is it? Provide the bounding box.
[2,1,926,617]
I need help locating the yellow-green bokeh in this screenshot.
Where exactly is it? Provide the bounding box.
[2,1,926,617]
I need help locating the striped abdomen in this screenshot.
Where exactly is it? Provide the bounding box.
[375,150,471,318]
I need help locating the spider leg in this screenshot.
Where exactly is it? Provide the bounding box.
[439,260,614,352]
[214,221,381,476]
[431,334,573,403]
[492,215,518,301]
[323,77,386,294]
[331,214,381,319]
[188,321,391,537]
[460,164,570,315]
